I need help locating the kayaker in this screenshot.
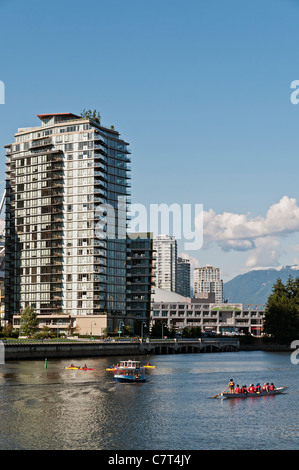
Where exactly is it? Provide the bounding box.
[248,384,255,393]
[269,383,275,391]
[241,385,247,394]
[262,383,269,391]
[228,378,235,393]
[234,384,240,393]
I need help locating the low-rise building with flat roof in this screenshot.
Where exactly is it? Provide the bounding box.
[151,288,265,336]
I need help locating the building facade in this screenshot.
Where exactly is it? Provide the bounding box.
[153,234,177,292]
[176,257,190,297]
[5,112,130,331]
[193,265,224,303]
[151,288,265,336]
[126,232,154,332]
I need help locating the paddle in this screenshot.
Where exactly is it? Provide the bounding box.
[213,387,229,398]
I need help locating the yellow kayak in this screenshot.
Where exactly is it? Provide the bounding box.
[143,365,155,369]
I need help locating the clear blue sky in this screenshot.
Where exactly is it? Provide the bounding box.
[1,0,299,281]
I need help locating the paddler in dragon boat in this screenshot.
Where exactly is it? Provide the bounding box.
[228,378,235,393]
[231,382,275,394]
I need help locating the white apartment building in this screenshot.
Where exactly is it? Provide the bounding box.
[153,234,177,292]
[193,266,224,303]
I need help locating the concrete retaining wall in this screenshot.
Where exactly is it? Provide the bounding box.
[2,338,241,361]
[3,342,143,360]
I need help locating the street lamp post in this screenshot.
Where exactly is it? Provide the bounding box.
[162,322,166,339]
[118,320,124,338]
[141,321,146,339]
[90,322,96,341]
[57,319,62,339]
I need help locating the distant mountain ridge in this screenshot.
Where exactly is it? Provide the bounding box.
[224,265,299,305]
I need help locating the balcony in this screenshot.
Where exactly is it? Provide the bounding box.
[94,187,107,196]
[94,136,104,144]
[94,162,107,173]
[51,173,64,180]
[50,250,63,257]
[94,146,107,156]
[29,138,53,149]
[94,196,106,204]
[51,198,63,205]
[94,170,107,177]
[51,155,63,162]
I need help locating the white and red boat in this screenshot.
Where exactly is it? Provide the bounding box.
[112,360,146,383]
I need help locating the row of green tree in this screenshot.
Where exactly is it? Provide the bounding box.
[150,321,202,339]
[263,275,299,343]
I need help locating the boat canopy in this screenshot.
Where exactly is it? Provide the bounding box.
[118,360,141,368]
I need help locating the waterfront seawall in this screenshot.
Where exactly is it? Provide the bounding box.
[3,341,142,361]
[2,338,240,360]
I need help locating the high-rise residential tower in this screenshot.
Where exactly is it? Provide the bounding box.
[193,265,224,303]
[4,112,131,327]
[153,234,177,292]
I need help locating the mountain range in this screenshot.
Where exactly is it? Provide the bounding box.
[223,265,299,305]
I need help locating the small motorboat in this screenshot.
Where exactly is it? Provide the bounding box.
[221,386,288,398]
[112,360,146,383]
[65,365,94,371]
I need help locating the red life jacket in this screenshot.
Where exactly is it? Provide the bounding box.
[235,387,240,393]
[269,384,275,391]
[248,386,255,393]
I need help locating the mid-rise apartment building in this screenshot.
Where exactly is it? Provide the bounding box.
[193,265,224,303]
[126,232,154,332]
[5,112,131,331]
[176,257,190,297]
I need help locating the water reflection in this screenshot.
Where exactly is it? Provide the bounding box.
[0,352,298,450]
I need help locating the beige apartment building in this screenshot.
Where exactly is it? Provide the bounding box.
[5,112,131,334]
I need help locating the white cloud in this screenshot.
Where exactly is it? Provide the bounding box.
[290,244,299,252]
[196,196,299,268]
[245,237,284,268]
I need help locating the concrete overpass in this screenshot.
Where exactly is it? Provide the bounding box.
[140,338,240,355]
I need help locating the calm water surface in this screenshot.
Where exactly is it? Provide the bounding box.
[0,350,298,450]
